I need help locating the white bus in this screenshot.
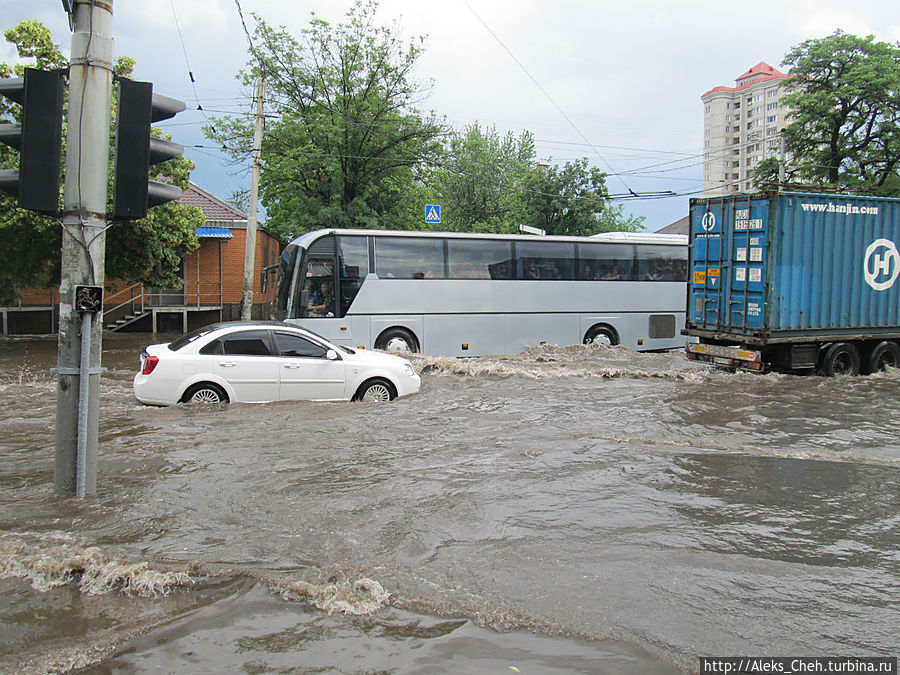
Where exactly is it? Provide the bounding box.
[270,228,688,356]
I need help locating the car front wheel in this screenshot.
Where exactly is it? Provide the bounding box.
[354,378,396,402]
[182,382,229,404]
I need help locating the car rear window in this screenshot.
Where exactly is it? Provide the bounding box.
[168,327,216,351]
[218,330,273,356]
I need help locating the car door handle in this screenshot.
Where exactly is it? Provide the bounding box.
[283,363,301,369]
[218,361,237,367]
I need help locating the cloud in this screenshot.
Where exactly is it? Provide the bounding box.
[2,0,899,228]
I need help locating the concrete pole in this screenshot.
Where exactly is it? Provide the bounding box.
[778,129,786,188]
[55,0,114,497]
[241,74,265,321]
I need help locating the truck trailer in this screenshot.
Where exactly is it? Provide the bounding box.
[684,191,900,375]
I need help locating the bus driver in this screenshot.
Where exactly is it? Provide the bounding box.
[306,280,334,317]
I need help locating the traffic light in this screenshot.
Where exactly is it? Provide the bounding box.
[0,68,65,214]
[112,77,186,220]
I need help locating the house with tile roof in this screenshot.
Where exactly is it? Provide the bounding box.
[1,183,282,334]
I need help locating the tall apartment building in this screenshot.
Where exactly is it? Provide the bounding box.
[702,62,792,196]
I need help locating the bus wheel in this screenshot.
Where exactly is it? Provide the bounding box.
[583,325,619,346]
[375,328,418,353]
[867,341,900,373]
[820,342,860,377]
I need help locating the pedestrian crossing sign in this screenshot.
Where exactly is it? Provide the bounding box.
[425,204,441,224]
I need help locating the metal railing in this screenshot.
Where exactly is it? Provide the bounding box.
[103,281,226,328]
[103,283,146,326]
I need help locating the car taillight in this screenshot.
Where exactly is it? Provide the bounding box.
[142,355,159,375]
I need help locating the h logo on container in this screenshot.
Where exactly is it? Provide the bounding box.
[864,239,900,291]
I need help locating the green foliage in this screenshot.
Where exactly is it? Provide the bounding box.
[0,194,59,304]
[3,21,67,73]
[208,0,446,241]
[0,21,69,303]
[0,20,201,302]
[432,123,534,233]
[206,0,643,239]
[431,123,644,235]
[779,31,900,194]
[524,158,643,235]
[751,156,781,190]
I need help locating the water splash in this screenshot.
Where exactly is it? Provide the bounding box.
[410,343,707,382]
[0,536,194,598]
[272,575,390,615]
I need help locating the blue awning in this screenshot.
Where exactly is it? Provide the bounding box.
[196,227,233,239]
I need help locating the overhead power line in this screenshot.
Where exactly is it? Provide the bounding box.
[459,0,675,200]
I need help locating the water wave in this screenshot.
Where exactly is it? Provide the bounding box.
[271,575,390,615]
[410,344,707,382]
[0,535,194,598]
[1,533,391,619]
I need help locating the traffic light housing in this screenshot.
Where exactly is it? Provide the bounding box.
[0,68,65,214]
[112,78,186,220]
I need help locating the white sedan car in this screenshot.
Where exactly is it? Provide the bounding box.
[133,321,421,405]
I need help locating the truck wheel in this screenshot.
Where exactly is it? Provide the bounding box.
[867,341,900,373]
[820,343,860,377]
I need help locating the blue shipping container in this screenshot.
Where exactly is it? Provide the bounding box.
[687,192,900,342]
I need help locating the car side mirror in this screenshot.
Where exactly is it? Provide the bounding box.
[326,349,339,361]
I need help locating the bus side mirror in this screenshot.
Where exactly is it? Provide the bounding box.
[260,264,278,294]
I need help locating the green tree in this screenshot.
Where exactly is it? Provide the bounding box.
[431,124,642,235]
[209,0,446,241]
[751,156,781,190]
[524,158,643,235]
[432,123,534,233]
[774,31,900,195]
[0,20,202,303]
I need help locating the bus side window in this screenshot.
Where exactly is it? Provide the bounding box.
[578,242,634,281]
[375,237,444,279]
[636,245,683,281]
[448,239,513,279]
[516,242,575,280]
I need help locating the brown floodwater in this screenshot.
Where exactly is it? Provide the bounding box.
[0,333,898,673]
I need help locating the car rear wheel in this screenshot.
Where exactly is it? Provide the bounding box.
[182,382,229,404]
[354,378,396,402]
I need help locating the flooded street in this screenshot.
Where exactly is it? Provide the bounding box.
[1,333,898,674]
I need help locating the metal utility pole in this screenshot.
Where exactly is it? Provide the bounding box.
[241,73,265,321]
[55,0,114,497]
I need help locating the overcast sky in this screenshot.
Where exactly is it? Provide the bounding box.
[3,0,900,230]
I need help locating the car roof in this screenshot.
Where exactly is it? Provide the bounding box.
[168,321,324,351]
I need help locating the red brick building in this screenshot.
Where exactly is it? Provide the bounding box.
[1,183,282,334]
